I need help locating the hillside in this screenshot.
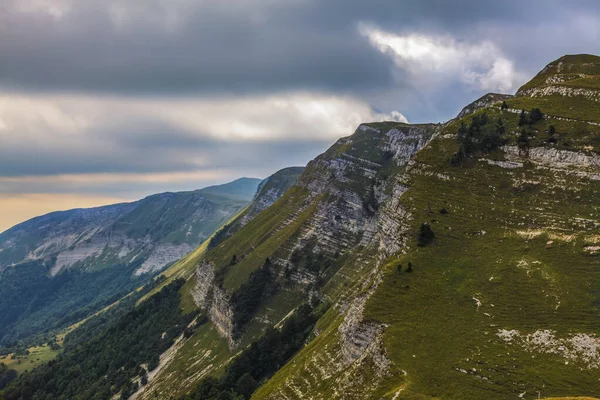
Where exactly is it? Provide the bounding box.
[0,178,260,347]
[250,54,600,400]
[3,54,600,400]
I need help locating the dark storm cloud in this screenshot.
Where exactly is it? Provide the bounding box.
[0,0,394,94]
[1,0,598,96]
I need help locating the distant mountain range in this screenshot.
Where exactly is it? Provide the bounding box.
[0,173,302,347]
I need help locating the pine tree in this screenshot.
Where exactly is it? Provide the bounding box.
[547,125,557,143]
[518,129,530,149]
[529,108,544,123]
[501,101,509,110]
[417,223,435,247]
[518,109,528,126]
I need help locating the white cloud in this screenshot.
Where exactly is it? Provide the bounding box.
[0,89,407,223]
[0,91,406,145]
[13,0,72,19]
[359,23,522,93]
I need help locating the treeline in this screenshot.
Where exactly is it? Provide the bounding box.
[451,113,507,165]
[2,279,195,400]
[230,258,277,339]
[451,107,548,165]
[61,276,165,352]
[0,364,16,391]
[182,303,320,400]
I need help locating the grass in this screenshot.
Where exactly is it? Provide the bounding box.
[135,323,234,400]
[251,68,600,399]
[140,56,600,399]
[517,54,600,94]
[360,112,600,399]
[200,186,313,292]
[0,345,58,375]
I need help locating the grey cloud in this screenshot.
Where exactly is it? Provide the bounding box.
[0,135,331,197]
[0,1,393,95]
[1,0,600,203]
[2,0,597,98]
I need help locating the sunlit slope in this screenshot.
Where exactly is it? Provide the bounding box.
[253,55,600,400]
[139,122,437,399]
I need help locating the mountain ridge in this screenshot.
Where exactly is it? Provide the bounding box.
[0,178,264,348]
[3,54,600,400]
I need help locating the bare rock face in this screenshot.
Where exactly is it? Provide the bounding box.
[503,145,600,169]
[518,85,600,101]
[247,124,439,399]
[293,124,436,258]
[242,167,305,225]
[191,261,235,348]
[338,274,389,370]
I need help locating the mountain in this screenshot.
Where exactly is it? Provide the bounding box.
[3,54,600,400]
[208,167,305,250]
[0,178,261,347]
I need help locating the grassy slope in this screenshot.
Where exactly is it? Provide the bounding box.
[0,346,58,375]
[136,323,234,399]
[253,56,600,400]
[365,139,599,399]
[362,90,600,398]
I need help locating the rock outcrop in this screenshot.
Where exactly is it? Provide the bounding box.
[191,261,235,348]
[456,93,514,119]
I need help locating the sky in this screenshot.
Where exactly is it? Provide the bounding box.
[1,0,599,231]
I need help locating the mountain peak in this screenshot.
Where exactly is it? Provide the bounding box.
[516,53,600,96]
[456,92,513,119]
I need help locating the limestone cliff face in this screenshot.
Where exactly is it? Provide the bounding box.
[241,123,440,399]
[241,167,305,225]
[191,260,235,348]
[503,145,600,171]
[518,85,600,101]
[293,124,436,258]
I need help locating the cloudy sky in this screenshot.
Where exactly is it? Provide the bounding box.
[1,0,599,231]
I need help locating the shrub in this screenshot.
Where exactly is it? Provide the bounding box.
[417,223,435,247]
[529,108,544,123]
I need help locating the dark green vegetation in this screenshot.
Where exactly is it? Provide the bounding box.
[452,113,507,164]
[61,277,165,352]
[231,258,276,338]
[0,365,16,391]
[0,260,146,348]
[182,304,319,400]
[208,167,304,250]
[417,223,435,247]
[3,280,195,400]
